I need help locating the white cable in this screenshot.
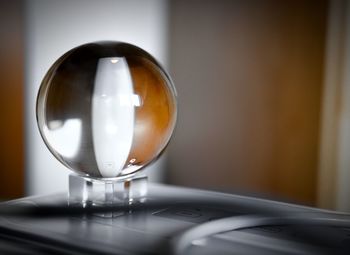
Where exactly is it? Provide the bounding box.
[171,213,350,255]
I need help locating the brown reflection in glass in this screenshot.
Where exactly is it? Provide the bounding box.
[123,57,176,174]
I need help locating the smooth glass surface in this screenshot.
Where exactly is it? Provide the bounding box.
[37,42,177,179]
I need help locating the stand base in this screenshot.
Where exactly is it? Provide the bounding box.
[68,174,148,217]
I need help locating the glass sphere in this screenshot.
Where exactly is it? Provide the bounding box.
[36,42,177,179]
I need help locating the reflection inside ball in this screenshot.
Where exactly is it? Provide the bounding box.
[36,42,177,179]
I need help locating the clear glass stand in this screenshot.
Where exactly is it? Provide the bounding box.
[68,174,148,217]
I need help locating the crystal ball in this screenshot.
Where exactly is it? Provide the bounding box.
[36,42,177,179]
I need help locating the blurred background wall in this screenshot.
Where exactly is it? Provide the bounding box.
[0,0,24,199]
[24,0,169,195]
[167,0,327,206]
[1,0,350,211]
